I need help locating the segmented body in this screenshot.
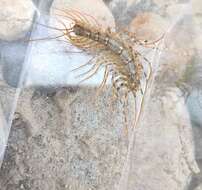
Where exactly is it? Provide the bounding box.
[34,8,156,129]
[64,17,145,98]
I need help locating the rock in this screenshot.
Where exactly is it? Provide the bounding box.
[165,3,192,22]
[118,87,199,190]
[195,184,202,190]
[129,12,169,41]
[192,0,202,28]
[126,0,137,7]
[1,41,28,87]
[0,0,35,41]
[108,0,155,26]
[194,34,202,52]
[152,0,177,7]
[0,87,128,190]
[192,0,202,16]
[51,0,115,29]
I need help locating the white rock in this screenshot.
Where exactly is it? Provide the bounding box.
[0,0,35,41]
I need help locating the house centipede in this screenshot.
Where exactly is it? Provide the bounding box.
[32,7,162,131]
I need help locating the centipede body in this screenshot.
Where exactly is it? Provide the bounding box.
[33,8,161,130]
[62,12,148,98]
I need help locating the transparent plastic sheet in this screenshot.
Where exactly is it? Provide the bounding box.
[118,2,200,190]
[0,1,200,190]
[0,39,31,167]
[0,4,114,169]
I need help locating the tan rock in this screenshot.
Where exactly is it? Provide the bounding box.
[194,33,202,52]
[192,0,202,28]
[129,12,169,41]
[152,0,177,7]
[127,0,137,7]
[118,87,199,190]
[195,184,202,190]
[51,0,115,29]
[0,0,35,41]
[192,0,202,16]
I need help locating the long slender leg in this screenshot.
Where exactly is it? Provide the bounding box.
[28,34,66,42]
[75,61,99,78]
[70,36,101,50]
[96,66,110,97]
[69,8,101,28]
[55,7,100,28]
[54,8,97,28]
[122,92,129,136]
[77,62,101,84]
[70,35,105,51]
[35,22,66,31]
[53,12,77,23]
[71,57,95,72]
[53,8,85,24]
[112,74,119,101]
[135,51,152,81]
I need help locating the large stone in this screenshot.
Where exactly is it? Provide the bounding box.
[118,87,199,190]
[0,87,128,190]
[195,184,202,190]
[0,0,35,41]
[191,0,202,28]
[51,0,115,29]
[129,12,169,41]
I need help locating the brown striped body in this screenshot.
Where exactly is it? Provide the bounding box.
[70,23,143,96]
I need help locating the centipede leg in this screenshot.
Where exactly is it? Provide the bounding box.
[69,9,100,28]
[77,62,102,84]
[134,94,137,128]
[54,8,84,24]
[122,93,129,136]
[70,8,100,28]
[71,36,105,51]
[96,66,110,97]
[136,51,152,81]
[112,75,119,101]
[56,7,100,28]
[54,8,93,27]
[75,61,100,78]
[70,36,99,50]
[71,57,95,72]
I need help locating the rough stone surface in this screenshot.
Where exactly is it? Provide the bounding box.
[118,87,199,190]
[0,0,35,41]
[0,86,128,190]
